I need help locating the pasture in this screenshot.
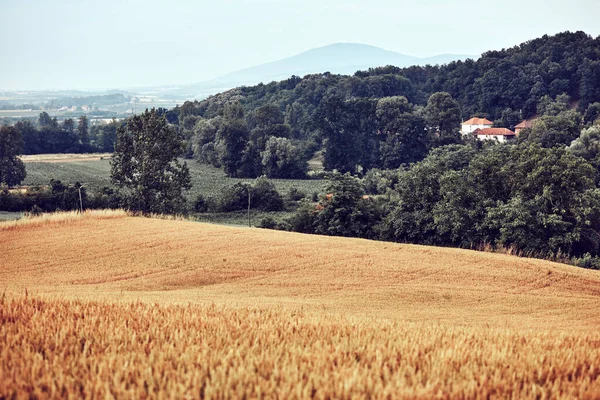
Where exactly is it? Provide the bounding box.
[1,212,599,398]
[22,156,327,203]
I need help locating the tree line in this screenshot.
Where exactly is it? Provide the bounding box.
[10,112,119,154]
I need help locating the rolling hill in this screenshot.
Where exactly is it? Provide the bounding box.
[209,43,473,87]
[167,43,474,98]
[2,211,599,330]
[2,212,600,398]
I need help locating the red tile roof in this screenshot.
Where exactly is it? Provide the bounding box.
[462,117,493,126]
[515,120,535,129]
[473,128,516,136]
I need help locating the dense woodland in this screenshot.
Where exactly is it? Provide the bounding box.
[3,31,600,267]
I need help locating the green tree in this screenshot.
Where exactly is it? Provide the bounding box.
[38,112,57,129]
[62,118,75,134]
[313,173,381,239]
[376,96,429,169]
[77,115,90,150]
[98,120,119,152]
[569,125,600,167]
[0,125,26,186]
[110,108,191,214]
[217,102,249,177]
[583,102,600,126]
[425,92,462,144]
[527,110,582,147]
[260,136,307,178]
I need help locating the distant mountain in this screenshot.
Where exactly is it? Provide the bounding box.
[209,43,475,87]
[162,44,475,99]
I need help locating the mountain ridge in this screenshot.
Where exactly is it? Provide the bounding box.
[209,43,475,86]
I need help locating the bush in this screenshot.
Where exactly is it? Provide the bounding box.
[258,216,277,229]
[217,177,284,212]
[194,194,209,213]
[285,200,316,234]
[287,187,306,202]
[571,253,600,270]
[217,183,249,212]
[250,177,284,211]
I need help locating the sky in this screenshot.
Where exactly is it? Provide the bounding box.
[1,0,599,91]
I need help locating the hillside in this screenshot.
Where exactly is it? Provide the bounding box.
[179,31,600,124]
[2,212,599,329]
[2,212,600,398]
[205,43,472,87]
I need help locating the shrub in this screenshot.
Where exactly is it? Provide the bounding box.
[217,183,249,212]
[571,253,600,270]
[250,177,284,211]
[194,194,209,213]
[287,187,306,202]
[258,216,277,229]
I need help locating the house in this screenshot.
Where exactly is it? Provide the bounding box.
[514,119,535,135]
[461,117,493,136]
[473,128,516,142]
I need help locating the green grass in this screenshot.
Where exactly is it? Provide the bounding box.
[23,159,113,188]
[22,159,326,224]
[193,210,295,227]
[0,211,23,221]
[24,159,327,198]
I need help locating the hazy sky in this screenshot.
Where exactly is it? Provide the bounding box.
[1,0,599,91]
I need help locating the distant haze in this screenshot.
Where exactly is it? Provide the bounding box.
[211,43,473,86]
[1,0,599,91]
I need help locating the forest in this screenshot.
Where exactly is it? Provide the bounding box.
[3,31,600,267]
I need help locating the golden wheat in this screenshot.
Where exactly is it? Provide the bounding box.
[0,209,128,231]
[1,297,599,399]
[1,214,600,398]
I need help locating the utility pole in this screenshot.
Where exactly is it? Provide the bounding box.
[247,186,251,227]
[77,184,85,213]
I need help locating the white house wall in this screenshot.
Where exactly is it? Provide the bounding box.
[461,124,493,135]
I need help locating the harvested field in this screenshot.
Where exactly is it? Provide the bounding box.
[1,212,600,398]
[20,153,113,163]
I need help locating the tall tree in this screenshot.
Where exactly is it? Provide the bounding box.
[217,102,249,177]
[77,115,90,150]
[424,92,462,144]
[62,118,75,134]
[0,125,26,186]
[38,112,57,129]
[376,96,429,169]
[111,108,191,214]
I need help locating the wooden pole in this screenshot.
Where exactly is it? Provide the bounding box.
[247,186,251,227]
[78,187,83,213]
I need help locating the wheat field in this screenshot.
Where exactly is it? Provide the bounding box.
[1,212,600,398]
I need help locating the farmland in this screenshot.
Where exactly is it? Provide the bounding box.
[1,212,600,398]
[22,156,327,204]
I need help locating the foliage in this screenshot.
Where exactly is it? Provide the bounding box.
[0,125,26,186]
[260,136,307,178]
[217,177,284,213]
[424,92,461,143]
[111,109,191,214]
[311,173,382,239]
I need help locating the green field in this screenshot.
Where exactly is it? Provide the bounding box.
[22,158,327,224]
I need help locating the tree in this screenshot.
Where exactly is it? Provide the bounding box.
[527,110,582,147]
[583,102,600,126]
[260,136,307,178]
[313,173,381,239]
[97,120,119,152]
[110,108,191,214]
[217,102,249,177]
[38,112,57,129]
[0,125,26,186]
[425,92,462,144]
[77,116,90,149]
[376,96,429,169]
[62,118,75,134]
